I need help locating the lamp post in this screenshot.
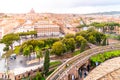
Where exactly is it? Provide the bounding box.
[4,55,8,79]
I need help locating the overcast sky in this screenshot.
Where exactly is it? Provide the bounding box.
[0,0,120,14]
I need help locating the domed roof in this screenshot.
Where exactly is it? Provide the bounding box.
[30,8,35,13]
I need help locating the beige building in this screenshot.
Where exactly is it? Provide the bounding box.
[34,24,60,37]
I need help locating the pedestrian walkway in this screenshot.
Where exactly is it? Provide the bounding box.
[9,58,58,76]
[9,62,43,75]
[84,57,120,80]
[99,68,120,80]
[9,58,44,76]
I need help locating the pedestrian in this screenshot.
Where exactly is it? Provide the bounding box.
[95,62,99,66]
[84,71,87,78]
[87,64,90,72]
[79,69,82,78]
[72,74,75,80]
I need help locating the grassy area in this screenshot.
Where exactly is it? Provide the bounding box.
[45,61,62,77]
[72,50,81,56]
[90,50,120,64]
[50,61,62,67]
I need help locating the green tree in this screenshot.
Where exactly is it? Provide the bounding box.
[75,36,86,48]
[20,39,44,60]
[106,22,120,33]
[51,41,65,56]
[90,22,107,33]
[18,30,37,38]
[35,46,43,62]
[117,35,120,40]
[102,35,107,46]
[75,31,88,39]
[22,39,44,52]
[44,49,50,76]
[87,26,96,32]
[94,31,103,45]
[44,38,59,48]
[65,34,75,39]
[22,44,33,60]
[14,46,21,54]
[80,39,87,52]
[29,31,37,38]
[62,38,75,52]
[23,46,30,56]
[88,35,96,44]
[38,40,45,49]
[3,45,9,51]
[76,28,106,45]
[1,33,20,50]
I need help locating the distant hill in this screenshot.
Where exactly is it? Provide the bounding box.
[87,11,120,15]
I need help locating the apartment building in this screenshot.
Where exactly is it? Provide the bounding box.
[34,24,60,37]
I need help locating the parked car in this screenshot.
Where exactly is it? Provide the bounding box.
[10,54,16,60]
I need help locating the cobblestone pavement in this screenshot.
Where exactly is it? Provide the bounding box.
[98,68,120,80]
[85,57,120,80]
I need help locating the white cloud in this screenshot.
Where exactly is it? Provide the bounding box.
[0,0,120,13]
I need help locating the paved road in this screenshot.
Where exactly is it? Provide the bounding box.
[8,55,27,70]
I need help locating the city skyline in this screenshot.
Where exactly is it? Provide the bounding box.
[0,0,120,14]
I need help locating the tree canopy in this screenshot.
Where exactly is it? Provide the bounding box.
[1,33,20,50]
[62,38,75,52]
[51,41,65,56]
[90,22,120,33]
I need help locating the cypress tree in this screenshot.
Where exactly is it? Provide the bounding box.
[44,49,50,76]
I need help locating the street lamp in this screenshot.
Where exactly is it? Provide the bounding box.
[4,55,8,79]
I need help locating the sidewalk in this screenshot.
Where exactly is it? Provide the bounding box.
[9,58,58,76]
[9,58,44,75]
[85,57,120,80]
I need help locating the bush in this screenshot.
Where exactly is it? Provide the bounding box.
[90,50,120,65]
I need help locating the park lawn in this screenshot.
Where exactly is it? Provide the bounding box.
[72,50,81,56]
[50,61,62,67]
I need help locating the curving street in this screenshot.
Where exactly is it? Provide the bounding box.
[47,43,120,80]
